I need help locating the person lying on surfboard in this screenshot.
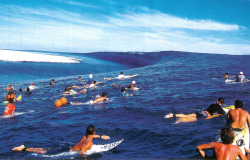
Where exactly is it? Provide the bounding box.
[4,89,19,102]
[4,85,14,90]
[70,125,110,154]
[227,100,250,130]
[196,127,248,160]
[91,92,108,104]
[12,125,110,155]
[164,98,225,122]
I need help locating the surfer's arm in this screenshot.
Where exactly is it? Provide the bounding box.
[247,114,250,127]
[196,142,214,157]
[13,95,19,101]
[93,135,110,140]
[205,111,211,117]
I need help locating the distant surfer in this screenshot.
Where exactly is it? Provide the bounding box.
[29,83,37,91]
[26,87,32,95]
[12,125,110,155]
[70,125,110,154]
[87,74,94,84]
[236,72,245,82]
[121,87,132,97]
[49,79,55,85]
[227,100,250,130]
[4,89,19,101]
[2,98,15,116]
[4,85,14,90]
[19,89,22,92]
[104,72,138,80]
[224,72,229,78]
[164,98,225,122]
[196,127,248,160]
[91,92,108,104]
[78,76,81,81]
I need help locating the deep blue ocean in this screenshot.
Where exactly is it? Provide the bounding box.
[0,51,250,159]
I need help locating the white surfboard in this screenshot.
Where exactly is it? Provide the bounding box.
[233,127,249,157]
[37,139,124,158]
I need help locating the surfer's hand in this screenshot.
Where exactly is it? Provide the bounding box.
[101,135,110,140]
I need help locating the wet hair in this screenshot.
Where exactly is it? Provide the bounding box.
[217,97,224,104]
[27,87,30,92]
[65,88,68,91]
[52,79,54,82]
[235,100,243,109]
[8,89,13,95]
[19,89,22,92]
[121,88,126,92]
[220,127,235,144]
[93,81,97,84]
[9,98,14,103]
[225,72,228,75]
[102,92,107,97]
[86,125,95,135]
[120,72,123,74]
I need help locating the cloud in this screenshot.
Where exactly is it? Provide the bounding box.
[0,4,249,55]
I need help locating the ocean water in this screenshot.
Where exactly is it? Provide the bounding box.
[0,51,250,159]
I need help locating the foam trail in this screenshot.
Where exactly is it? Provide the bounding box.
[0,50,80,63]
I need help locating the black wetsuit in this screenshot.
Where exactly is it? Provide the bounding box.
[206,104,225,116]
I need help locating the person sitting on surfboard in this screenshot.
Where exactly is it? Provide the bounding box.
[70,125,110,154]
[196,127,248,160]
[164,98,225,122]
[3,98,15,116]
[4,89,19,102]
[227,100,250,130]
[236,72,246,82]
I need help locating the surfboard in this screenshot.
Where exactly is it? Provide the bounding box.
[37,139,124,158]
[2,95,22,104]
[225,79,250,83]
[205,105,235,120]
[233,127,249,157]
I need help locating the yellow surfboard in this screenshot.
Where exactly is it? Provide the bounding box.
[233,127,249,156]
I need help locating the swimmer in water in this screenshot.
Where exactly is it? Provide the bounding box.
[3,98,15,116]
[78,76,81,81]
[196,127,248,160]
[92,92,108,104]
[224,72,229,78]
[4,89,19,101]
[19,89,22,92]
[29,83,37,91]
[26,87,32,95]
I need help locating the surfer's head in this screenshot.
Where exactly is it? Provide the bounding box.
[239,72,243,75]
[19,89,22,92]
[217,97,224,105]
[9,98,14,104]
[89,74,93,78]
[120,72,123,75]
[235,100,243,109]
[132,81,136,85]
[32,83,34,85]
[93,81,97,84]
[220,127,235,144]
[86,125,95,135]
[102,92,107,97]
[52,79,54,82]
[8,89,13,95]
[121,88,126,93]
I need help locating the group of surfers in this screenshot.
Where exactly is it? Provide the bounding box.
[165,98,250,159]
[2,72,140,156]
[3,71,249,159]
[224,71,246,82]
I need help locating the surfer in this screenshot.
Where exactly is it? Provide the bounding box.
[87,74,94,84]
[4,85,14,90]
[19,89,22,92]
[26,87,32,95]
[92,92,108,104]
[227,100,250,130]
[78,76,81,81]
[2,98,15,116]
[4,89,19,101]
[164,98,225,122]
[224,72,229,78]
[49,79,55,85]
[236,72,246,82]
[29,83,37,91]
[196,127,247,160]
[12,125,110,155]
[127,81,136,90]
[70,125,110,154]
[88,81,98,88]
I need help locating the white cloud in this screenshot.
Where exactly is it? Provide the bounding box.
[0,5,249,55]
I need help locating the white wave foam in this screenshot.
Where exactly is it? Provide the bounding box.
[0,50,80,63]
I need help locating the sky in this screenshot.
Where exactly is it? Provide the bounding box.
[0,0,250,55]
